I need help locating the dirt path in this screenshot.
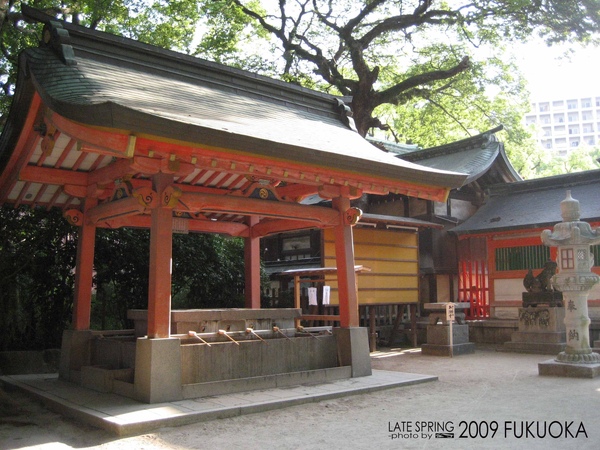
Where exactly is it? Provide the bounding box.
[2,347,599,449]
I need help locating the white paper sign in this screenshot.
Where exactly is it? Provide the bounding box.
[308,287,318,306]
[322,285,330,305]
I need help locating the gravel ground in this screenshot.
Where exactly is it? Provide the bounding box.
[1,345,599,449]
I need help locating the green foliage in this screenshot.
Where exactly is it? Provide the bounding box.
[193,0,269,65]
[0,206,262,349]
[532,145,600,177]
[0,0,204,124]
[91,230,257,329]
[92,228,245,329]
[370,44,545,176]
[112,1,202,51]
[171,233,247,309]
[93,227,150,330]
[228,0,600,135]
[227,0,600,177]
[0,205,77,350]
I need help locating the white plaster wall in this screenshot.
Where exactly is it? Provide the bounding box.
[494,307,519,320]
[450,199,478,221]
[493,277,600,319]
[494,278,529,319]
[434,201,447,216]
[493,279,523,302]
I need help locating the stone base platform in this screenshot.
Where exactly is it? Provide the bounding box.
[421,324,475,357]
[538,360,600,378]
[1,370,437,436]
[503,306,566,355]
[421,342,476,357]
[503,331,566,355]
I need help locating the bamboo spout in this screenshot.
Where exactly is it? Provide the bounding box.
[218,329,240,345]
[188,330,211,346]
[246,327,268,343]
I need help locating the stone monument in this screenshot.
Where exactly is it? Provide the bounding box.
[538,190,600,377]
[421,302,475,356]
[503,262,566,354]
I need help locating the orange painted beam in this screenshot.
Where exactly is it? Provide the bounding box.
[19,165,89,186]
[244,216,261,309]
[318,184,363,200]
[131,155,195,177]
[29,112,451,204]
[147,173,174,338]
[177,191,339,226]
[0,94,43,202]
[24,111,452,204]
[275,184,319,202]
[97,214,249,236]
[47,113,135,157]
[177,181,249,197]
[72,198,98,330]
[88,157,135,186]
[133,136,452,202]
[86,193,156,224]
[332,197,359,328]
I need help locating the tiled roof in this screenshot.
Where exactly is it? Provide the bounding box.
[396,127,521,186]
[2,6,466,192]
[451,169,600,235]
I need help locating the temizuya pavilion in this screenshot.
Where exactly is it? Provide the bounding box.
[0,6,466,403]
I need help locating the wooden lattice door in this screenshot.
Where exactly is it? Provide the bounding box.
[458,237,490,319]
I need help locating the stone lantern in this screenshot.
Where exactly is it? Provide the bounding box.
[539,190,600,377]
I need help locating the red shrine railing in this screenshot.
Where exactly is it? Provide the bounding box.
[458,259,490,319]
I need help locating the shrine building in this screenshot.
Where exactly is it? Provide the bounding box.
[0,6,466,402]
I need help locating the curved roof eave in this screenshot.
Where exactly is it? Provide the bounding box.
[450,171,600,235]
[23,47,468,192]
[393,127,522,188]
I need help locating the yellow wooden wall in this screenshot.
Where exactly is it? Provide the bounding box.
[323,227,419,305]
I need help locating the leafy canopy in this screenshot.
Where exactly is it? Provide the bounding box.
[227,0,600,134]
[0,0,204,124]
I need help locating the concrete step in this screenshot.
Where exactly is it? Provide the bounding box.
[182,366,352,399]
[502,341,566,355]
[81,365,134,394]
[421,342,475,357]
[509,331,566,344]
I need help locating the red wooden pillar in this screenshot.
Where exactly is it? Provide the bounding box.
[147,172,174,338]
[332,196,359,327]
[245,215,261,308]
[72,198,97,330]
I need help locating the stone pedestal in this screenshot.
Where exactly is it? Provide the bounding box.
[504,306,566,354]
[421,324,475,356]
[333,327,372,377]
[538,359,600,378]
[537,190,600,378]
[538,292,600,378]
[522,291,563,308]
[59,329,93,383]
[134,337,183,403]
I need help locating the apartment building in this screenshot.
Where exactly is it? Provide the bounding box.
[524,96,600,156]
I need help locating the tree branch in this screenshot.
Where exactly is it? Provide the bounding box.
[358,8,460,49]
[427,97,472,135]
[231,0,356,93]
[374,56,471,107]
